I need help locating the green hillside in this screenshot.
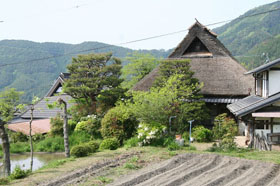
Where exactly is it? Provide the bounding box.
[214,1,280,69]
[2,1,280,102]
[0,40,170,102]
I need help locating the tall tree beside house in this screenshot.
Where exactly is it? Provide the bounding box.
[63,53,126,115]
[154,59,199,89]
[0,88,23,176]
[154,59,209,132]
[121,52,159,89]
[128,59,209,134]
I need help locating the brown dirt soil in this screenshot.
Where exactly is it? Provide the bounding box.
[110,153,280,186]
[10,149,280,186]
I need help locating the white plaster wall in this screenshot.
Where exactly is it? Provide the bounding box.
[273,125,280,133]
[269,71,280,96]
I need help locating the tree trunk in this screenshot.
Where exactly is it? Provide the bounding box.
[29,105,34,171]
[0,120,10,176]
[58,98,70,158]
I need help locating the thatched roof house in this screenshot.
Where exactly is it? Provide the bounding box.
[133,21,253,101]
[132,21,254,125]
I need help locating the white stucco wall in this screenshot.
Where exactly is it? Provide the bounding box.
[269,70,280,96]
[273,125,280,133]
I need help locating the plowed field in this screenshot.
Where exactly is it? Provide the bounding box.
[110,153,280,186]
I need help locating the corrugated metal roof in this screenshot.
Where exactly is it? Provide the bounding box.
[245,58,280,75]
[7,119,51,135]
[227,93,280,117]
[202,97,242,104]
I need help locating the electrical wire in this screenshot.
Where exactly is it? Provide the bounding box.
[1,6,280,67]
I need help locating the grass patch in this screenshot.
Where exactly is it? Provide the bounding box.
[40,157,76,169]
[97,176,113,184]
[210,149,280,164]
[123,162,139,169]
[0,178,10,185]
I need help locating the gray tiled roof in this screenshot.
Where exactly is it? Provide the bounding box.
[202,97,242,104]
[21,94,74,119]
[227,93,280,117]
[245,58,280,75]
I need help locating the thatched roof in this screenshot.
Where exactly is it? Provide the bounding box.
[46,73,70,97]
[132,21,254,96]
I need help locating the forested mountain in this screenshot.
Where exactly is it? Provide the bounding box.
[0,40,170,102]
[1,1,280,102]
[214,1,280,69]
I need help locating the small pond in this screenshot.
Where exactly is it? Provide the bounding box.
[0,152,65,176]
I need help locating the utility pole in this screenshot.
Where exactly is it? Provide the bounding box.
[188,120,194,146]
[29,105,34,171]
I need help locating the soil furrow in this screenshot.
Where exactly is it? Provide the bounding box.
[204,164,252,186]
[163,155,221,186]
[252,164,280,186]
[138,155,213,186]
[39,152,139,186]
[224,162,265,186]
[180,156,237,186]
[109,153,197,186]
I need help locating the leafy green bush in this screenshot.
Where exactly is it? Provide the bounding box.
[49,115,64,137]
[167,141,181,151]
[212,113,238,148]
[35,136,64,152]
[10,165,30,179]
[10,142,30,153]
[69,131,91,146]
[10,132,28,143]
[75,115,101,138]
[163,137,175,147]
[32,133,45,142]
[68,119,77,132]
[192,126,213,142]
[87,141,100,153]
[137,122,166,146]
[101,105,138,144]
[124,137,139,148]
[70,144,91,157]
[99,138,120,150]
[213,113,238,140]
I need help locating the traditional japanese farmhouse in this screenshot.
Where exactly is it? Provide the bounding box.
[227,58,280,150]
[132,21,254,124]
[8,73,73,135]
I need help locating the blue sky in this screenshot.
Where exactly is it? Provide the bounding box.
[0,0,277,49]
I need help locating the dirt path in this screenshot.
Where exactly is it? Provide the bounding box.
[110,153,280,186]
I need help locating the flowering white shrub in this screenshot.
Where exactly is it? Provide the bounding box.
[137,122,166,145]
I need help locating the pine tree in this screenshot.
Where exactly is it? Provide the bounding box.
[63,53,126,114]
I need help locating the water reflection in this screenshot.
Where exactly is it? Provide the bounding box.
[0,153,64,176]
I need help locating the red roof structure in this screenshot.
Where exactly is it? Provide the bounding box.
[7,119,51,135]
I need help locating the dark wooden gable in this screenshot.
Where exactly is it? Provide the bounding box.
[182,37,211,57]
[169,21,232,58]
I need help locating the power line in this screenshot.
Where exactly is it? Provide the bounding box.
[1,6,280,68]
